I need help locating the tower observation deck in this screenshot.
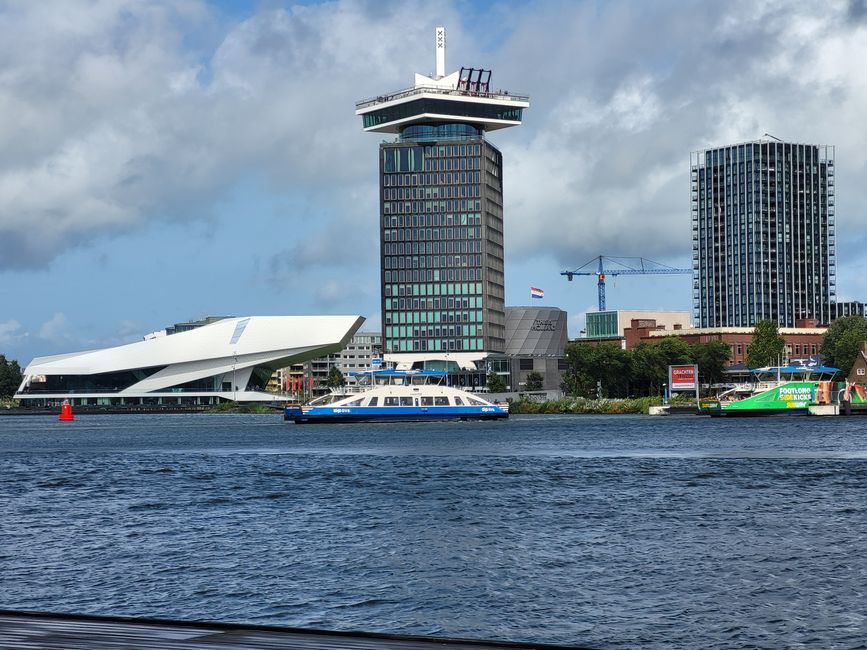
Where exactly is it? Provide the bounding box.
[355,28,529,134]
[357,28,528,367]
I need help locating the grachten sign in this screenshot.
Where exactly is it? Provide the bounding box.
[668,364,698,392]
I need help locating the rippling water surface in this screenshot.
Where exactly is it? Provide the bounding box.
[2,413,867,649]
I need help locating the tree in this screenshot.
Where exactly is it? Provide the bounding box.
[691,340,732,386]
[561,342,630,398]
[326,366,345,389]
[486,372,506,393]
[0,355,23,397]
[524,371,544,391]
[821,315,867,375]
[745,320,785,369]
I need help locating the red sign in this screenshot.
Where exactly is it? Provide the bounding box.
[669,364,698,391]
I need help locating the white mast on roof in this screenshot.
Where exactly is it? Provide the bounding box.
[436,26,445,78]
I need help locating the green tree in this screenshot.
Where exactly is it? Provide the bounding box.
[486,372,507,393]
[326,366,345,389]
[746,320,785,369]
[630,343,664,396]
[0,355,23,397]
[821,315,867,375]
[524,370,544,391]
[561,342,630,398]
[691,340,732,386]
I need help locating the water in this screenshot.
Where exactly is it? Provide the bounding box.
[1,413,867,649]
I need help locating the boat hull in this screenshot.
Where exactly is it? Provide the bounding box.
[284,405,508,424]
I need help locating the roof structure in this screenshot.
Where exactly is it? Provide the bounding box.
[16,315,364,403]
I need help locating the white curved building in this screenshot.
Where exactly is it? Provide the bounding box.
[15,315,364,406]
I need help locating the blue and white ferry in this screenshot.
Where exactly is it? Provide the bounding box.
[283,369,509,423]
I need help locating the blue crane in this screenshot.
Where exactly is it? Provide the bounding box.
[561,256,692,311]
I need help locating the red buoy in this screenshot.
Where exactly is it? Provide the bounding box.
[58,400,74,421]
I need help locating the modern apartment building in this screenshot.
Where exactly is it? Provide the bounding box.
[356,27,528,364]
[691,140,836,327]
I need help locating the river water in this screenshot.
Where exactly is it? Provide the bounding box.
[1,413,866,649]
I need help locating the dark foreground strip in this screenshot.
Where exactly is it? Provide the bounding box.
[0,610,602,650]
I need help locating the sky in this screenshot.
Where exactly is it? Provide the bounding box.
[2,0,867,365]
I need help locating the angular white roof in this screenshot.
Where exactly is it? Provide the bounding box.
[17,315,364,401]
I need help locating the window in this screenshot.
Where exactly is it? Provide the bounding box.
[434,396,449,406]
[858,368,865,376]
[420,396,434,406]
[454,397,464,406]
[384,397,399,406]
[519,358,534,370]
[367,397,378,406]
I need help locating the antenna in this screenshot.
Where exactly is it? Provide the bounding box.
[436,26,445,78]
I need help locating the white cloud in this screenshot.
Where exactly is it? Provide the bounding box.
[38,312,70,341]
[0,0,457,270]
[1,0,867,306]
[497,0,867,274]
[0,320,26,346]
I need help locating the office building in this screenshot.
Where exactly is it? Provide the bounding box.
[691,139,836,327]
[356,27,528,367]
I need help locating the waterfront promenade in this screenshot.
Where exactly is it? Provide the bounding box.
[0,610,596,649]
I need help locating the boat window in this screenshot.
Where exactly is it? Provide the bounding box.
[367,397,378,406]
[454,396,464,405]
[399,397,414,406]
[345,398,363,406]
[384,396,399,406]
[420,396,434,406]
[466,397,485,405]
[434,396,449,406]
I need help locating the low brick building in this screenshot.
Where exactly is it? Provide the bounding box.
[633,318,826,365]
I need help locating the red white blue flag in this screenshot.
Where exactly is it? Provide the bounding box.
[530,287,544,299]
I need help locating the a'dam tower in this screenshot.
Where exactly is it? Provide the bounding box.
[356,27,528,371]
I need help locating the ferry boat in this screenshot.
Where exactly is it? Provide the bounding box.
[283,369,509,424]
[699,363,839,416]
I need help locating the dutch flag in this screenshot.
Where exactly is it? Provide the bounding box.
[530,286,544,300]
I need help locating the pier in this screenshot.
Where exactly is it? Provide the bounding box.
[0,610,597,650]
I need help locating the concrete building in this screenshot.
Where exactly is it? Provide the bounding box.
[584,310,692,347]
[833,301,866,320]
[304,332,383,396]
[505,306,568,391]
[356,27,528,366]
[691,140,836,327]
[15,315,364,406]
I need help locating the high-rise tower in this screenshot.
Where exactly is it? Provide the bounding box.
[691,139,836,328]
[356,28,529,363]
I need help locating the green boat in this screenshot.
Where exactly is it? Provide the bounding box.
[700,364,840,416]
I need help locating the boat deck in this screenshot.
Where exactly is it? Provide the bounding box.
[0,610,598,650]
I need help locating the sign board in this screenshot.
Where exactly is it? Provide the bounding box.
[371,358,382,368]
[668,364,698,392]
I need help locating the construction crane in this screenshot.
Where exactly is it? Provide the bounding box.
[561,256,692,311]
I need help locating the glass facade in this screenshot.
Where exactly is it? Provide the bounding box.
[380,131,506,354]
[691,141,836,327]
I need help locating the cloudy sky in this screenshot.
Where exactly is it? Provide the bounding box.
[2,0,867,365]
